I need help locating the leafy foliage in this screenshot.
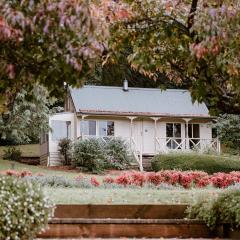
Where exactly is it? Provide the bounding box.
[72,138,131,173]
[106,0,240,114]
[58,138,72,165]
[3,146,22,162]
[151,153,240,174]
[0,85,60,144]
[72,138,107,173]
[105,138,132,170]
[0,0,107,111]
[186,189,240,230]
[215,114,240,154]
[0,176,54,240]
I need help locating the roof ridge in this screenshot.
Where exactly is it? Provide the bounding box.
[72,85,188,92]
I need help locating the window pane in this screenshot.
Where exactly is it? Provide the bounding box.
[174,123,181,138]
[52,120,67,141]
[188,124,192,138]
[81,121,89,135]
[81,120,96,136]
[88,120,96,136]
[107,121,114,136]
[193,124,200,138]
[99,121,107,137]
[166,123,173,137]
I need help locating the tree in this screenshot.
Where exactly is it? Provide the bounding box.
[0,85,59,144]
[0,0,107,112]
[86,46,184,89]
[105,0,240,114]
[215,114,240,154]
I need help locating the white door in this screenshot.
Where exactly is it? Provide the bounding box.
[142,121,155,154]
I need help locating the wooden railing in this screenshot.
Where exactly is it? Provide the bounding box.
[156,137,221,154]
[130,137,143,171]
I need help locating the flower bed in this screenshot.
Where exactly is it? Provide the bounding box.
[102,171,240,189]
[2,169,240,189]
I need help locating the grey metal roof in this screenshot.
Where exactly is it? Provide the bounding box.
[70,86,210,117]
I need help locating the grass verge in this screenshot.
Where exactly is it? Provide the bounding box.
[0,144,40,157]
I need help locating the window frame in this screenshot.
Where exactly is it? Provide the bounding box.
[166,122,182,150]
[187,123,200,139]
[80,120,115,137]
[166,123,182,139]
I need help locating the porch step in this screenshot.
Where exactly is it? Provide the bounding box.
[142,155,153,171]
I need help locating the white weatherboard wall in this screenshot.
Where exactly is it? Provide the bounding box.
[48,112,75,166]
[200,123,212,139]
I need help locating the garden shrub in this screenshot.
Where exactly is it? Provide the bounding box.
[151,153,240,174]
[105,137,131,170]
[58,138,72,165]
[3,146,22,162]
[0,176,54,240]
[72,138,106,173]
[186,189,240,230]
[71,138,131,173]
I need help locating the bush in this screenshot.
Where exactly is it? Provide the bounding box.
[0,176,54,240]
[186,189,240,230]
[71,138,131,173]
[58,138,72,165]
[151,153,240,174]
[105,138,131,170]
[3,146,22,162]
[72,138,106,173]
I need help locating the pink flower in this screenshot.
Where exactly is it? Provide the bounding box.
[103,176,115,184]
[91,177,100,187]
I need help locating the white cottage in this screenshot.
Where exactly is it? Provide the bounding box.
[40,83,220,170]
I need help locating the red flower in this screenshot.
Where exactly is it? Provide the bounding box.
[91,177,100,187]
[103,176,115,184]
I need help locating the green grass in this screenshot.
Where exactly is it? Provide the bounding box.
[0,144,40,157]
[0,159,110,180]
[152,153,240,174]
[43,187,222,204]
[0,159,222,205]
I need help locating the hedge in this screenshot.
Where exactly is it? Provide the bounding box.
[151,153,240,174]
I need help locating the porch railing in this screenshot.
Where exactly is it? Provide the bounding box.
[156,137,221,154]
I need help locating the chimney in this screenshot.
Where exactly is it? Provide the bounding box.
[123,79,128,91]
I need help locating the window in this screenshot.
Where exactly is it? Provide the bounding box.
[166,123,182,149]
[52,120,71,141]
[107,121,114,136]
[81,120,96,136]
[188,124,200,138]
[187,124,200,149]
[99,121,114,137]
[81,120,114,137]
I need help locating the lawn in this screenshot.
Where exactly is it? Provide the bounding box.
[0,144,40,157]
[0,159,223,205]
[0,159,102,179]
[44,187,222,204]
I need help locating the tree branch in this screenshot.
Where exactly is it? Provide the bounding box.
[187,0,198,30]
